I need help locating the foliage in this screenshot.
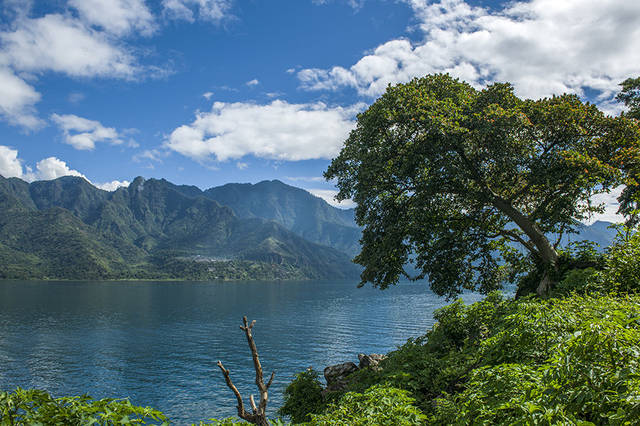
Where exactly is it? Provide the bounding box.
[283,291,640,424]
[617,76,640,120]
[278,369,326,423]
[432,295,640,424]
[307,385,426,425]
[0,388,168,425]
[325,73,640,297]
[598,228,640,294]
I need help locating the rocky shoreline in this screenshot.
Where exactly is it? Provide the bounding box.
[323,353,386,393]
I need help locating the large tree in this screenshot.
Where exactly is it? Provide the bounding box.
[616,77,640,226]
[326,74,640,298]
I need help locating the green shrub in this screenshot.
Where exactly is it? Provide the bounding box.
[278,368,326,424]
[432,294,640,424]
[0,388,168,425]
[599,229,640,294]
[307,385,426,425]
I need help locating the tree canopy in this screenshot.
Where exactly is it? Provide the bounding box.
[617,77,640,120]
[326,74,640,298]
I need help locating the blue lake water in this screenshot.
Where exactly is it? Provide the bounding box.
[0,280,485,424]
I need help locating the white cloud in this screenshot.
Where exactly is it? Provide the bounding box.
[584,185,626,225]
[299,0,640,105]
[51,113,125,150]
[30,157,87,181]
[69,0,156,36]
[0,145,129,192]
[165,100,363,162]
[95,180,131,191]
[162,0,232,23]
[246,78,259,86]
[67,92,85,103]
[203,91,214,100]
[0,4,166,129]
[306,189,356,209]
[236,161,248,169]
[0,14,138,79]
[285,176,325,183]
[0,145,24,178]
[0,68,42,129]
[0,146,87,182]
[132,148,168,163]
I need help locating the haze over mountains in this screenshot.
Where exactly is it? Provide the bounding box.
[0,174,619,282]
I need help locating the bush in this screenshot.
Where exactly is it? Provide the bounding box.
[0,388,168,425]
[308,385,426,425]
[599,229,640,294]
[432,294,640,424]
[277,368,326,424]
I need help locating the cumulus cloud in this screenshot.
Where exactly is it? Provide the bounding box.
[29,157,87,181]
[0,14,138,79]
[202,91,214,100]
[0,145,24,178]
[246,78,259,86]
[0,1,163,129]
[69,0,156,36]
[165,100,363,162]
[0,68,42,128]
[94,180,131,191]
[299,0,640,104]
[162,0,232,23]
[0,145,129,191]
[0,145,86,181]
[306,189,356,209]
[51,113,125,150]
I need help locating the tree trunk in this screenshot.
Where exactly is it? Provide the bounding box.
[491,195,558,296]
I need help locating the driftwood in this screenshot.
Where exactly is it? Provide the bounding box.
[217,317,275,426]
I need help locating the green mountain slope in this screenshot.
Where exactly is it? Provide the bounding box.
[203,180,362,256]
[0,175,359,281]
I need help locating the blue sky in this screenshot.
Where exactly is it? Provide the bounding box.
[0,0,638,218]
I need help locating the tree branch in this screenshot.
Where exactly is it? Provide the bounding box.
[216,361,246,419]
[217,317,274,426]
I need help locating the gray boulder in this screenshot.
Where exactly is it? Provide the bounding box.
[357,353,386,369]
[323,362,359,392]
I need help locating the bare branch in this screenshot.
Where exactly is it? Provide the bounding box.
[216,361,246,419]
[266,372,275,390]
[250,395,257,414]
[217,317,273,426]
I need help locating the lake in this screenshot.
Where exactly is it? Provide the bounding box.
[0,280,485,424]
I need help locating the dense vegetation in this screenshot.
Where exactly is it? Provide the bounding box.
[326,74,640,297]
[2,74,639,424]
[276,231,640,425]
[0,176,360,281]
[4,232,639,425]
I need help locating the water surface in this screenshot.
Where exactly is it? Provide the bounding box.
[0,280,484,424]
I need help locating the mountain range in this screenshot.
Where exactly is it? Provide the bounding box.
[0,175,361,281]
[0,174,620,281]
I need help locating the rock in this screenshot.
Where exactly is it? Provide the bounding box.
[357,353,386,369]
[323,362,359,392]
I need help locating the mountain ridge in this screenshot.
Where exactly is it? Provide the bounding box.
[0,175,360,281]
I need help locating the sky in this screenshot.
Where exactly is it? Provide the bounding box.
[0,0,638,220]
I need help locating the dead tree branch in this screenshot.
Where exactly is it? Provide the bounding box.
[217,316,274,426]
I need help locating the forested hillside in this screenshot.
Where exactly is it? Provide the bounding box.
[0,175,360,280]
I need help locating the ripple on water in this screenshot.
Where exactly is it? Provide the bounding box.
[0,280,495,424]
